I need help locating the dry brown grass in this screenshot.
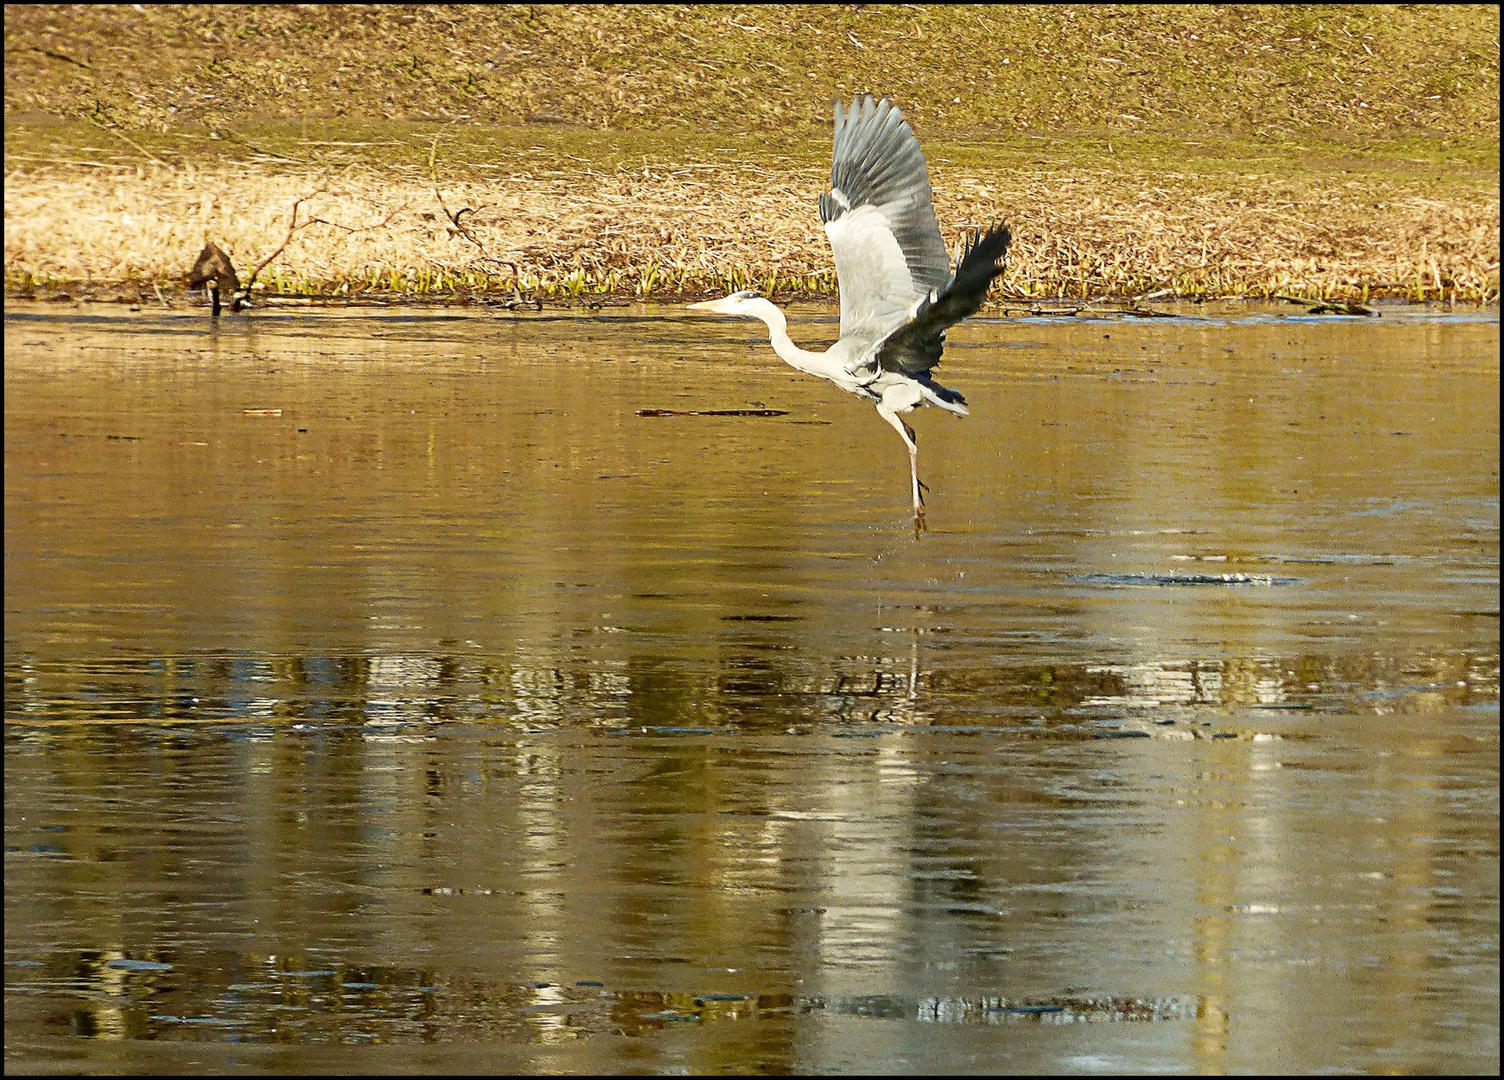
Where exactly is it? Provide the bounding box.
[4,4,1497,304]
[4,155,1497,304]
[6,5,1498,143]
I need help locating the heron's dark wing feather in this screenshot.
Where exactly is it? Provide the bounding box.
[819,96,951,341]
[874,222,1011,377]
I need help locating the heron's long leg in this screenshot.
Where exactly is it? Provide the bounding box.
[875,403,926,534]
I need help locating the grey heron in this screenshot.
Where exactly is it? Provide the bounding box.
[687,94,1011,532]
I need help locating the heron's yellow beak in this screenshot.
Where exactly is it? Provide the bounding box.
[685,299,718,310]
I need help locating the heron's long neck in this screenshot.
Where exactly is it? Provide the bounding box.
[750,300,830,376]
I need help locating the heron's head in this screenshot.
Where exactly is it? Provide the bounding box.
[686,289,765,317]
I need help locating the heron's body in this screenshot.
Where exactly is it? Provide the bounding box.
[688,95,1010,532]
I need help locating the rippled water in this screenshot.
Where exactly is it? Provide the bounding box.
[5,301,1499,1072]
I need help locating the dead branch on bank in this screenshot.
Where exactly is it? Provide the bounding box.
[426,134,538,311]
[239,188,326,299]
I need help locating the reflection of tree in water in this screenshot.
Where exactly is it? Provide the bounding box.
[5,647,1496,726]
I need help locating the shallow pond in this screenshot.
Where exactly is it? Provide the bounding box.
[4,301,1499,1073]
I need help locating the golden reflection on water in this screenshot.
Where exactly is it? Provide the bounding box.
[4,303,1498,1072]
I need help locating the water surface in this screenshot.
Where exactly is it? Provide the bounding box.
[5,302,1499,1073]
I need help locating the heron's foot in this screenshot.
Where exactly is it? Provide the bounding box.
[917,477,930,497]
[913,507,928,536]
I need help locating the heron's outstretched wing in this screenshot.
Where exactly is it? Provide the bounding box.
[874,222,1011,377]
[819,95,951,344]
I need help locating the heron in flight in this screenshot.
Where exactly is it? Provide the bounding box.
[687,95,1011,532]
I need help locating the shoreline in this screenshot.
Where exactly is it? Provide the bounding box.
[5,152,1498,306]
[8,293,1492,319]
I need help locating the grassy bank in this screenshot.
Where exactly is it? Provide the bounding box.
[4,5,1499,304]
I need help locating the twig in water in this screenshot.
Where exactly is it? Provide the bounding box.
[998,303,1085,317]
[1275,292,1377,316]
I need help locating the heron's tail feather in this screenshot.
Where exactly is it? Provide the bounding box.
[918,377,968,416]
